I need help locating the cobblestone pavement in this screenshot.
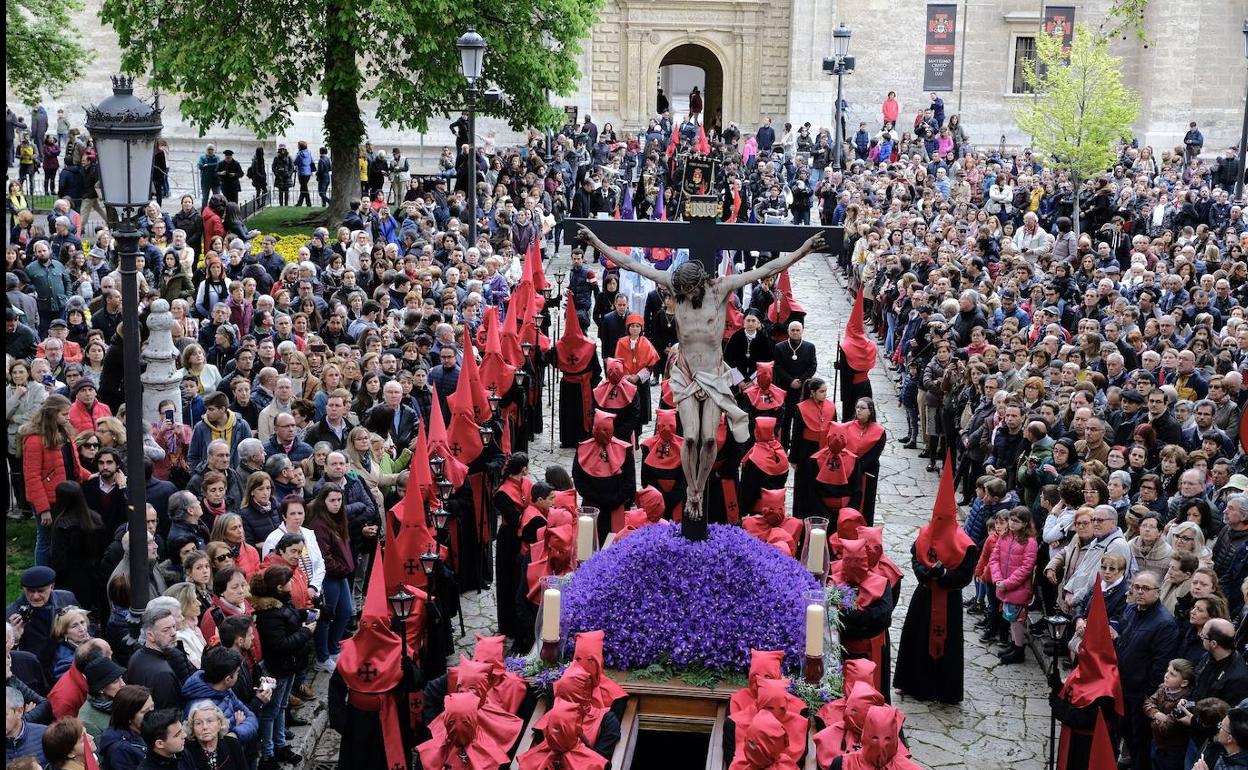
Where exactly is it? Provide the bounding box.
[310,243,1051,769]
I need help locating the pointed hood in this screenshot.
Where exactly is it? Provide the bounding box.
[449,325,490,422]
[593,358,637,408]
[813,424,856,486]
[518,698,607,770]
[914,454,974,568]
[744,416,789,475]
[743,361,788,411]
[640,409,683,470]
[695,124,712,155]
[479,306,516,396]
[840,291,878,372]
[534,663,609,748]
[730,649,785,716]
[1059,580,1125,714]
[427,383,468,488]
[416,692,513,770]
[828,539,887,607]
[858,526,904,588]
[729,710,798,770]
[767,269,804,324]
[527,237,550,294]
[815,681,886,768]
[556,290,597,372]
[577,410,630,477]
[337,542,407,770]
[1088,711,1117,770]
[829,508,866,556]
[843,705,920,770]
[385,478,434,592]
[571,629,628,707]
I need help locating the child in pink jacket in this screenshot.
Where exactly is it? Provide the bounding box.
[990,506,1038,664]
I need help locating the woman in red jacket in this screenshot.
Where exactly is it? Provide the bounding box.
[21,394,89,567]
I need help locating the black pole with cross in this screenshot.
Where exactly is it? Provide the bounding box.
[558,213,844,540]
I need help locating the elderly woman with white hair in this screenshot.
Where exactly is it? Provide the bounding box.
[182,699,248,770]
[1167,519,1214,570]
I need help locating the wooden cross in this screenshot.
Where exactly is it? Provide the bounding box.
[560,217,843,273]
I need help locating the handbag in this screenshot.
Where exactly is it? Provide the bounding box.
[1002,602,1026,623]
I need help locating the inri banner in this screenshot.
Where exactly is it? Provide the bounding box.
[924,4,958,92]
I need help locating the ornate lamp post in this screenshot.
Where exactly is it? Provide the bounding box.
[388,587,417,663]
[1235,21,1248,204]
[458,27,487,245]
[85,76,162,630]
[823,24,853,171]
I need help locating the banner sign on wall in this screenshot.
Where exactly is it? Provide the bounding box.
[1043,5,1076,55]
[924,4,958,92]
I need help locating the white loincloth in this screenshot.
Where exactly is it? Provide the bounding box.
[668,359,750,443]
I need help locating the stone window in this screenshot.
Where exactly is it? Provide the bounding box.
[1010,36,1037,94]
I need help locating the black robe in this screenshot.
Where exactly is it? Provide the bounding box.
[737,459,789,519]
[573,450,637,541]
[594,389,642,445]
[790,420,824,520]
[703,436,743,525]
[848,433,887,526]
[892,543,979,704]
[640,449,687,521]
[772,340,818,448]
[558,356,601,448]
[835,349,874,424]
[493,489,524,638]
[840,589,896,704]
[326,660,423,770]
[724,329,775,383]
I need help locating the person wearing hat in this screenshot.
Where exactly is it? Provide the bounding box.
[5,566,79,673]
[614,312,659,427]
[68,377,112,435]
[76,656,127,741]
[1111,388,1148,446]
[725,309,774,386]
[5,305,39,359]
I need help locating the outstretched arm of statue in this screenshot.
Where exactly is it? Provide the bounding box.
[577,225,670,286]
[722,231,827,294]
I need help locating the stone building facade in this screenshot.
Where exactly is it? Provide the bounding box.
[8,0,1245,186]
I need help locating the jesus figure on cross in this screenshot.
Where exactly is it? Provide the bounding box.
[577,225,826,536]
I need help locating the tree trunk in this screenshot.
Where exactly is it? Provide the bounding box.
[322,0,364,224]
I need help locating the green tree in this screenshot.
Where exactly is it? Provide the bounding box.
[7,0,92,102]
[99,0,601,220]
[1012,24,1139,233]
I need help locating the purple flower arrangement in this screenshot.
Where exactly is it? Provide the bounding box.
[560,524,822,673]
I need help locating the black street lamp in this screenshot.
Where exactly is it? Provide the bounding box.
[1236,21,1248,204]
[823,24,853,172]
[84,75,162,630]
[458,27,487,246]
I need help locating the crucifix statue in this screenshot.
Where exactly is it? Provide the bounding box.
[576,224,827,541]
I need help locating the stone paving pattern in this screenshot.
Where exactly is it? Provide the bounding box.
[309,243,1050,769]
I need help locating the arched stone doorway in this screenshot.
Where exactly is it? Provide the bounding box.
[658,43,723,129]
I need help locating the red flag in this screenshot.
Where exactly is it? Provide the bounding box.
[665,128,679,159]
[695,124,711,155]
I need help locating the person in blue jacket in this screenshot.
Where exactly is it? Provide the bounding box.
[294,141,314,207]
[180,647,259,750]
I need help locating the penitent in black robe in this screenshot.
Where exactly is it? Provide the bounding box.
[493,489,525,639]
[892,542,979,704]
[835,350,874,424]
[737,460,789,519]
[573,451,637,541]
[703,435,742,525]
[840,589,896,704]
[558,356,601,448]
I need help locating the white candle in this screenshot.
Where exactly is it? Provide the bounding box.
[577,515,595,561]
[805,528,827,573]
[541,588,561,641]
[805,603,825,657]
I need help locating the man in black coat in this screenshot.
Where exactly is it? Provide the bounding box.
[1114,569,1179,770]
[216,150,244,203]
[1145,390,1186,448]
[597,293,631,370]
[1179,618,1248,754]
[772,320,818,447]
[125,605,186,710]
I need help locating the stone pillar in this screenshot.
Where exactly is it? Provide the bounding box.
[141,299,183,424]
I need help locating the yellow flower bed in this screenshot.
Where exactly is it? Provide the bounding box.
[252,233,314,264]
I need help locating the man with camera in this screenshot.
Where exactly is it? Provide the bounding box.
[5,566,78,675]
